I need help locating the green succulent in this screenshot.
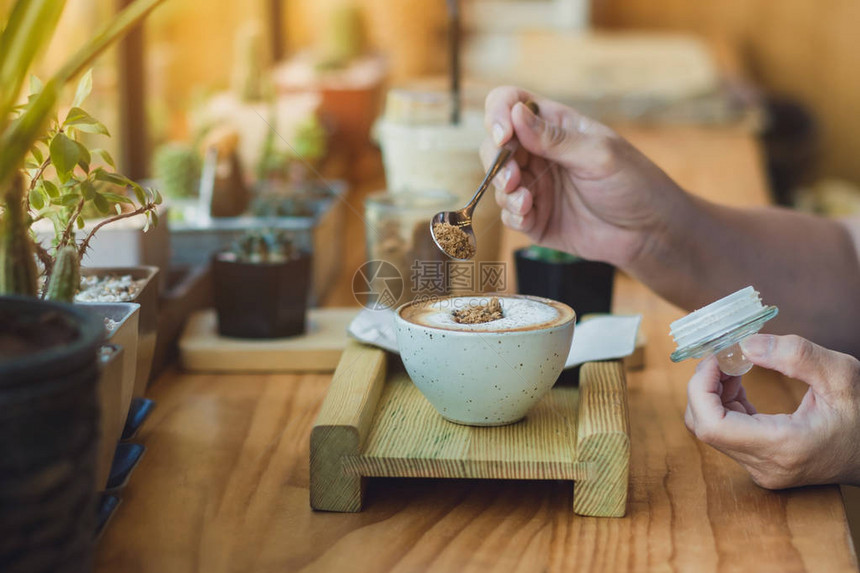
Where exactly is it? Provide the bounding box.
[527,245,581,264]
[231,229,298,264]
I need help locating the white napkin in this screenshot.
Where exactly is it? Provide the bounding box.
[347,309,641,369]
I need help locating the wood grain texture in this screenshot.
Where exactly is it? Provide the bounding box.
[310,341,387,512]
[574,361,630,517]
[344,364,584,481]
[179,308,358,373]
[95,128,858,572]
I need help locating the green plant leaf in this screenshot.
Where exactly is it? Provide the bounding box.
[41,180,59,198]
[31,144,43,164]
[59,192,81,207]
[80,179,96,200]
[29,74,43,95]
[92,148,115,168]
[100,191,133,204]
[71,69,92,107]
[0,0,66,133]
[129,182,146,204]
[75,140,91,172]
[94,169,131,187]
[49,132,81,177]
[93,192,110,214]
[150,208,159,227]
[29,185,45,209]
[76,215,85,229]
[63,106,109,136]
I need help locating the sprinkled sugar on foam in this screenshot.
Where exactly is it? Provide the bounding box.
[416,296,562,332]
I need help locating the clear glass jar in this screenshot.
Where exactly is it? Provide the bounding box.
[363,190,458,309]
[376,92,502,265]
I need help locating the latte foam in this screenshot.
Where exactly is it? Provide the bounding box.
[399,295,574,333]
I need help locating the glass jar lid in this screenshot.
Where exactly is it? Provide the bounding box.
[669,286,779,362]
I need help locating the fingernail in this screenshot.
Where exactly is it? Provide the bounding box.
[517,102,539,129]
[740,335,774,358]
[506,213,524,229]
[510,192,525,214]
[492,123,505,146]
[494,164,513,191]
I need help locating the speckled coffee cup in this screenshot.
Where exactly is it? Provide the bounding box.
[395,295,576,426]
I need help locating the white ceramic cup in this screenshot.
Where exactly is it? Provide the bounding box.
[394,295,576,426]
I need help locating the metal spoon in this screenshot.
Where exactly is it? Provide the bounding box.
[431,101,539,260]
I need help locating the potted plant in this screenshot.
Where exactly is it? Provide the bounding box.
[515,246,616,318]
[0,0,168,566]
[213,230,311,338]
[23,70,163,407]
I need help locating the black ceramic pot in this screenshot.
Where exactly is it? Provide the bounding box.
[213,252,312,339]
[0,296,104,573]
[514,248,615,317]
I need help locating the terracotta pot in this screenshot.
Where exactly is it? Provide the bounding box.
[0,296,104,573]
[213,252,311,339]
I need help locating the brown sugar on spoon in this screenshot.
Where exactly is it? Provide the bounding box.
[453,297,504,324]
[432,222,476,260]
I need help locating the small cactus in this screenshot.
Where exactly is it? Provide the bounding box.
[232,230,297,264]
[317,4,365,70]
[153,143,201,199]
[0,176,39,297]
[44,246,80,303]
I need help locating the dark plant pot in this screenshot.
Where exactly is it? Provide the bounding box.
[0,296,104,573]
[213,252,312,339]
[514,248,615,317]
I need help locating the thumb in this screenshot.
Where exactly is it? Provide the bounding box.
[510,101,616,178]
[740,334,846,394]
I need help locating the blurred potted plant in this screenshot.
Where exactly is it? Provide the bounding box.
[213,230,311,339]
[515,246,615,317]
[152,141,201,201]
[0,0,168,566]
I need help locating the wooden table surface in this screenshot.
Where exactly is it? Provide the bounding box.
[95,125,858,573]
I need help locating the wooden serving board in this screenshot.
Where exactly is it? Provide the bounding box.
[179,307,357,372]
[310,342,630,517]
